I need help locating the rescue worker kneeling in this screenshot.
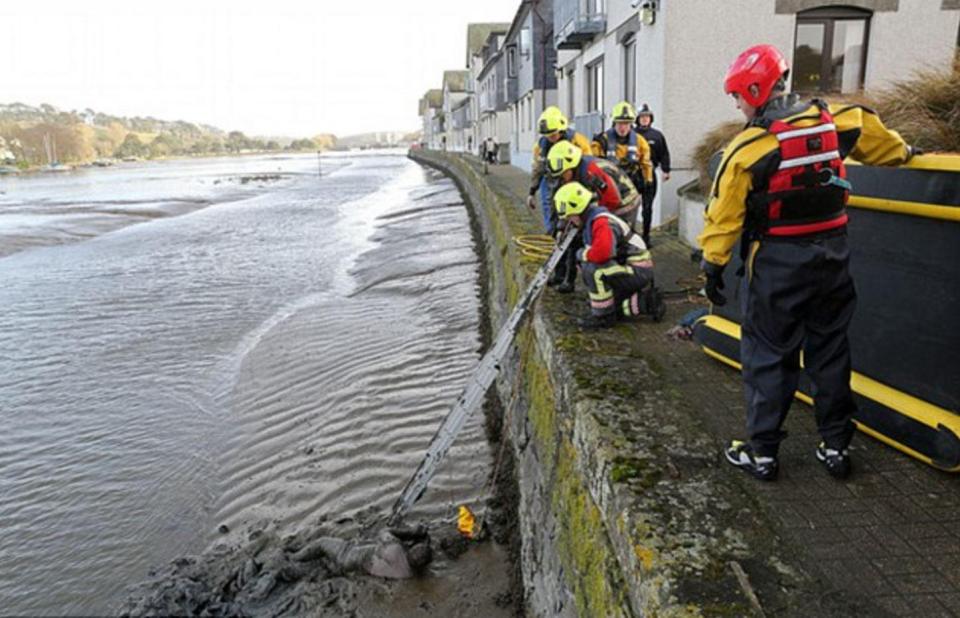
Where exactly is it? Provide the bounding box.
[554,182,665,329]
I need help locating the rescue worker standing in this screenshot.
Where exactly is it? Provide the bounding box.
[527,107,592,291]
[699,44,917,481]
[634,104,672,246]
[554,182,664,329]
[591,101,653,231]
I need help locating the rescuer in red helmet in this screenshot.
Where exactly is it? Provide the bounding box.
[699,44,919,482]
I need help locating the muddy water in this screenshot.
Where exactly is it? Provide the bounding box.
[0,153,510,615]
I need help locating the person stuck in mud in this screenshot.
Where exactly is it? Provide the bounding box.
[293,523,433,579]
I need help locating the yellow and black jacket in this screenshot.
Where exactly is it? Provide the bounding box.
[530,130,592,195]
[591,129,654,184]
[698,95,911,267]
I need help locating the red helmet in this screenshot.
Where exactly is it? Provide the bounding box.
[724,44,788,108]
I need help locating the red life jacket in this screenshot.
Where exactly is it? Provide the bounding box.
[754,103,850,237]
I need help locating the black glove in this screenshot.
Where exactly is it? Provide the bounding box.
[701,260,727,306]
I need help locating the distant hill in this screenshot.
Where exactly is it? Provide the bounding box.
[0,102,337,168]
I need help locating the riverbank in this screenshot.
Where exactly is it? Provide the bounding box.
[411,149,960,617]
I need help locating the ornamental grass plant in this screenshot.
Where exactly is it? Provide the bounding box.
[692,52,960,197]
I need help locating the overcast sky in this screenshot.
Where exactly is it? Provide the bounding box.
[3,0,521,138]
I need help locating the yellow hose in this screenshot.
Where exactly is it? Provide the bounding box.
[513,234,556,261]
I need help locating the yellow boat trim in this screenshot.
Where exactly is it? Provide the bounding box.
[845,153,960,173]
[847,195,960,222]
[696,314,960,471]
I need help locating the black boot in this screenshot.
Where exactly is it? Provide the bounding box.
[649,287,666,322]
[577,313,616,330]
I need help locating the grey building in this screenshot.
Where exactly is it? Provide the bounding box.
[503,0,559,172]
[466,23,511,155]
[477,30,515,160]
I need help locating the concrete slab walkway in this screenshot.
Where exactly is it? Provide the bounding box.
[459,153,960,617]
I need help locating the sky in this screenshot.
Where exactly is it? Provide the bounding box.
[2,0,521,138]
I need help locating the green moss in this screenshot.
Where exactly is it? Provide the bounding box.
[520,329,558,464]
[552,441,630,618]
[610,456,662,489]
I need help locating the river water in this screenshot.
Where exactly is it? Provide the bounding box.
[0,152,505,615]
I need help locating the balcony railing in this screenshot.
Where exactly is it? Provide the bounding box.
[554,0,606,49]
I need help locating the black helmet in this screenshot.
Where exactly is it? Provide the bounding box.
[637,103,654,124]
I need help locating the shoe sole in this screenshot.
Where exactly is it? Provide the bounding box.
[816,450,851,480]
[725,450,778,481]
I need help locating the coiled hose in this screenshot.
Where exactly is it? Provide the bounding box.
[513,234,557,262]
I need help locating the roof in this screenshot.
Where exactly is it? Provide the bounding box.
[443,70,469,93]
[425,89,443,108]
[503,1,531,44]
[466,23,511,66]
[418,89,443,115]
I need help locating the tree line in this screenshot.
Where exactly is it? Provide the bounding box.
[0,103,337,167]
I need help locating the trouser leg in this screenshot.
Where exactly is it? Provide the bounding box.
[555,232,582,286]
[614,265,655,318]
[641,176,657,242]
[581,260,649,317]
[620,196,641,232]
[803,236,858,450]
[539,177,554,234]
[741,242,807,457]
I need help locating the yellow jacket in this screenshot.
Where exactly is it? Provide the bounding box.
[698,99,911,266]
[530,131,592,194]
[591,131,654,184]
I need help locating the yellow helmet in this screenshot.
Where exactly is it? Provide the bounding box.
[611,101,636,124]
[538,106,569,135]
[546,140,582,177]
[554,182,593,218]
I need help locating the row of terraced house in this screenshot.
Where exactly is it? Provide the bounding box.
[419,0,959,230]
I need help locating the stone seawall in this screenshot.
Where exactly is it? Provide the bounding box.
[407,150,811,618]
[409,149,960,618]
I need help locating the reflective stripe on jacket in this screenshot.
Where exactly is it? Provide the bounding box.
[697,98,910,266]
[591,129,653,183]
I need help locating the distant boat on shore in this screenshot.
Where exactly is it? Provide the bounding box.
[42,133,73,172]
[0,165,19,175]
[42,162,73,172]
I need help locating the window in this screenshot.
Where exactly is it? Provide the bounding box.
[567,68,576,117]
[586,60,603,113]
[520,27,531,58]
[623,36,636,103]
[793,7,870,94]
[507,46,518,77]
[588,0,605,15]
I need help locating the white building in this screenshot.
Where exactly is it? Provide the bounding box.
[441,70,469,151]
[555,0,960,229]
[418,89,444,150]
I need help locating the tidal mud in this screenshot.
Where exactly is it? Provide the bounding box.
[121,511,516,617]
